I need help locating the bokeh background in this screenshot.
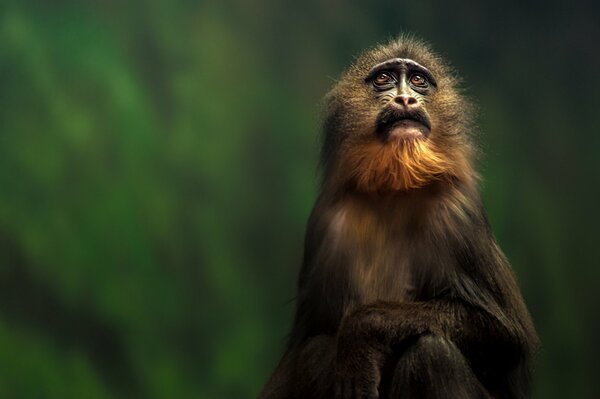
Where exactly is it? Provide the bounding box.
[0,0,598,398]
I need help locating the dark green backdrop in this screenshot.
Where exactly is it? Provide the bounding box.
[0,1,598,398]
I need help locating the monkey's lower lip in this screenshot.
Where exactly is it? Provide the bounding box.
[387,119,430,139]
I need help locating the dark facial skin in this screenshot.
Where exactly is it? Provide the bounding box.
[365,58,435,140]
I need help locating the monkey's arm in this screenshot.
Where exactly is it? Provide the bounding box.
[260,300,507,399]
[333,298,525,399]
[338,299,518,353]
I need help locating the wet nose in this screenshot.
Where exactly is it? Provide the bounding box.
[394,95,417,107]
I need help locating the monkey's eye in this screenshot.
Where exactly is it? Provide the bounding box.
[409,74,428,87]
[373,72,394,86]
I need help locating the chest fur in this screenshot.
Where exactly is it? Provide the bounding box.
[319,198,421,304]
[315,186,475,306]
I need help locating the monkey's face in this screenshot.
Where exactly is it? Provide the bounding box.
[368,58,436,141]
[322,39,474,193]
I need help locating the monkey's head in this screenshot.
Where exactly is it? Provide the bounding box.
[321,37,476,194]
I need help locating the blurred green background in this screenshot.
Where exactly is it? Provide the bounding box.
[0,0,598,398]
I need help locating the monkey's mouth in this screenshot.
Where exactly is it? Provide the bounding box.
[376,108,432,140]
[387,118,431,140]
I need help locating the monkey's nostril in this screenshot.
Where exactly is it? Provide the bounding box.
[395,95,417,107]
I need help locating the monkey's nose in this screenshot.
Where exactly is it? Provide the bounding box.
[394,95,417,107]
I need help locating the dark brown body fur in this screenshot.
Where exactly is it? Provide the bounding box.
[260,37,538,399]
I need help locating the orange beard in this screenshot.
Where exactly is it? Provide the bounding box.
[340,137,454,193]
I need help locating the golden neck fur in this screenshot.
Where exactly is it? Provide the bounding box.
[331,135,476,194]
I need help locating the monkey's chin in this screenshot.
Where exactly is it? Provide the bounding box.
[387,120,430,140]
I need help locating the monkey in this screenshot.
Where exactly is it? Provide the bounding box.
[259,37,539,399]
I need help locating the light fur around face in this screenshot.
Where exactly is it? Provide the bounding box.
[320,37,477,195]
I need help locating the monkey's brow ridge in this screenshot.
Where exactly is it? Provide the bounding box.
[366,58,436,86]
